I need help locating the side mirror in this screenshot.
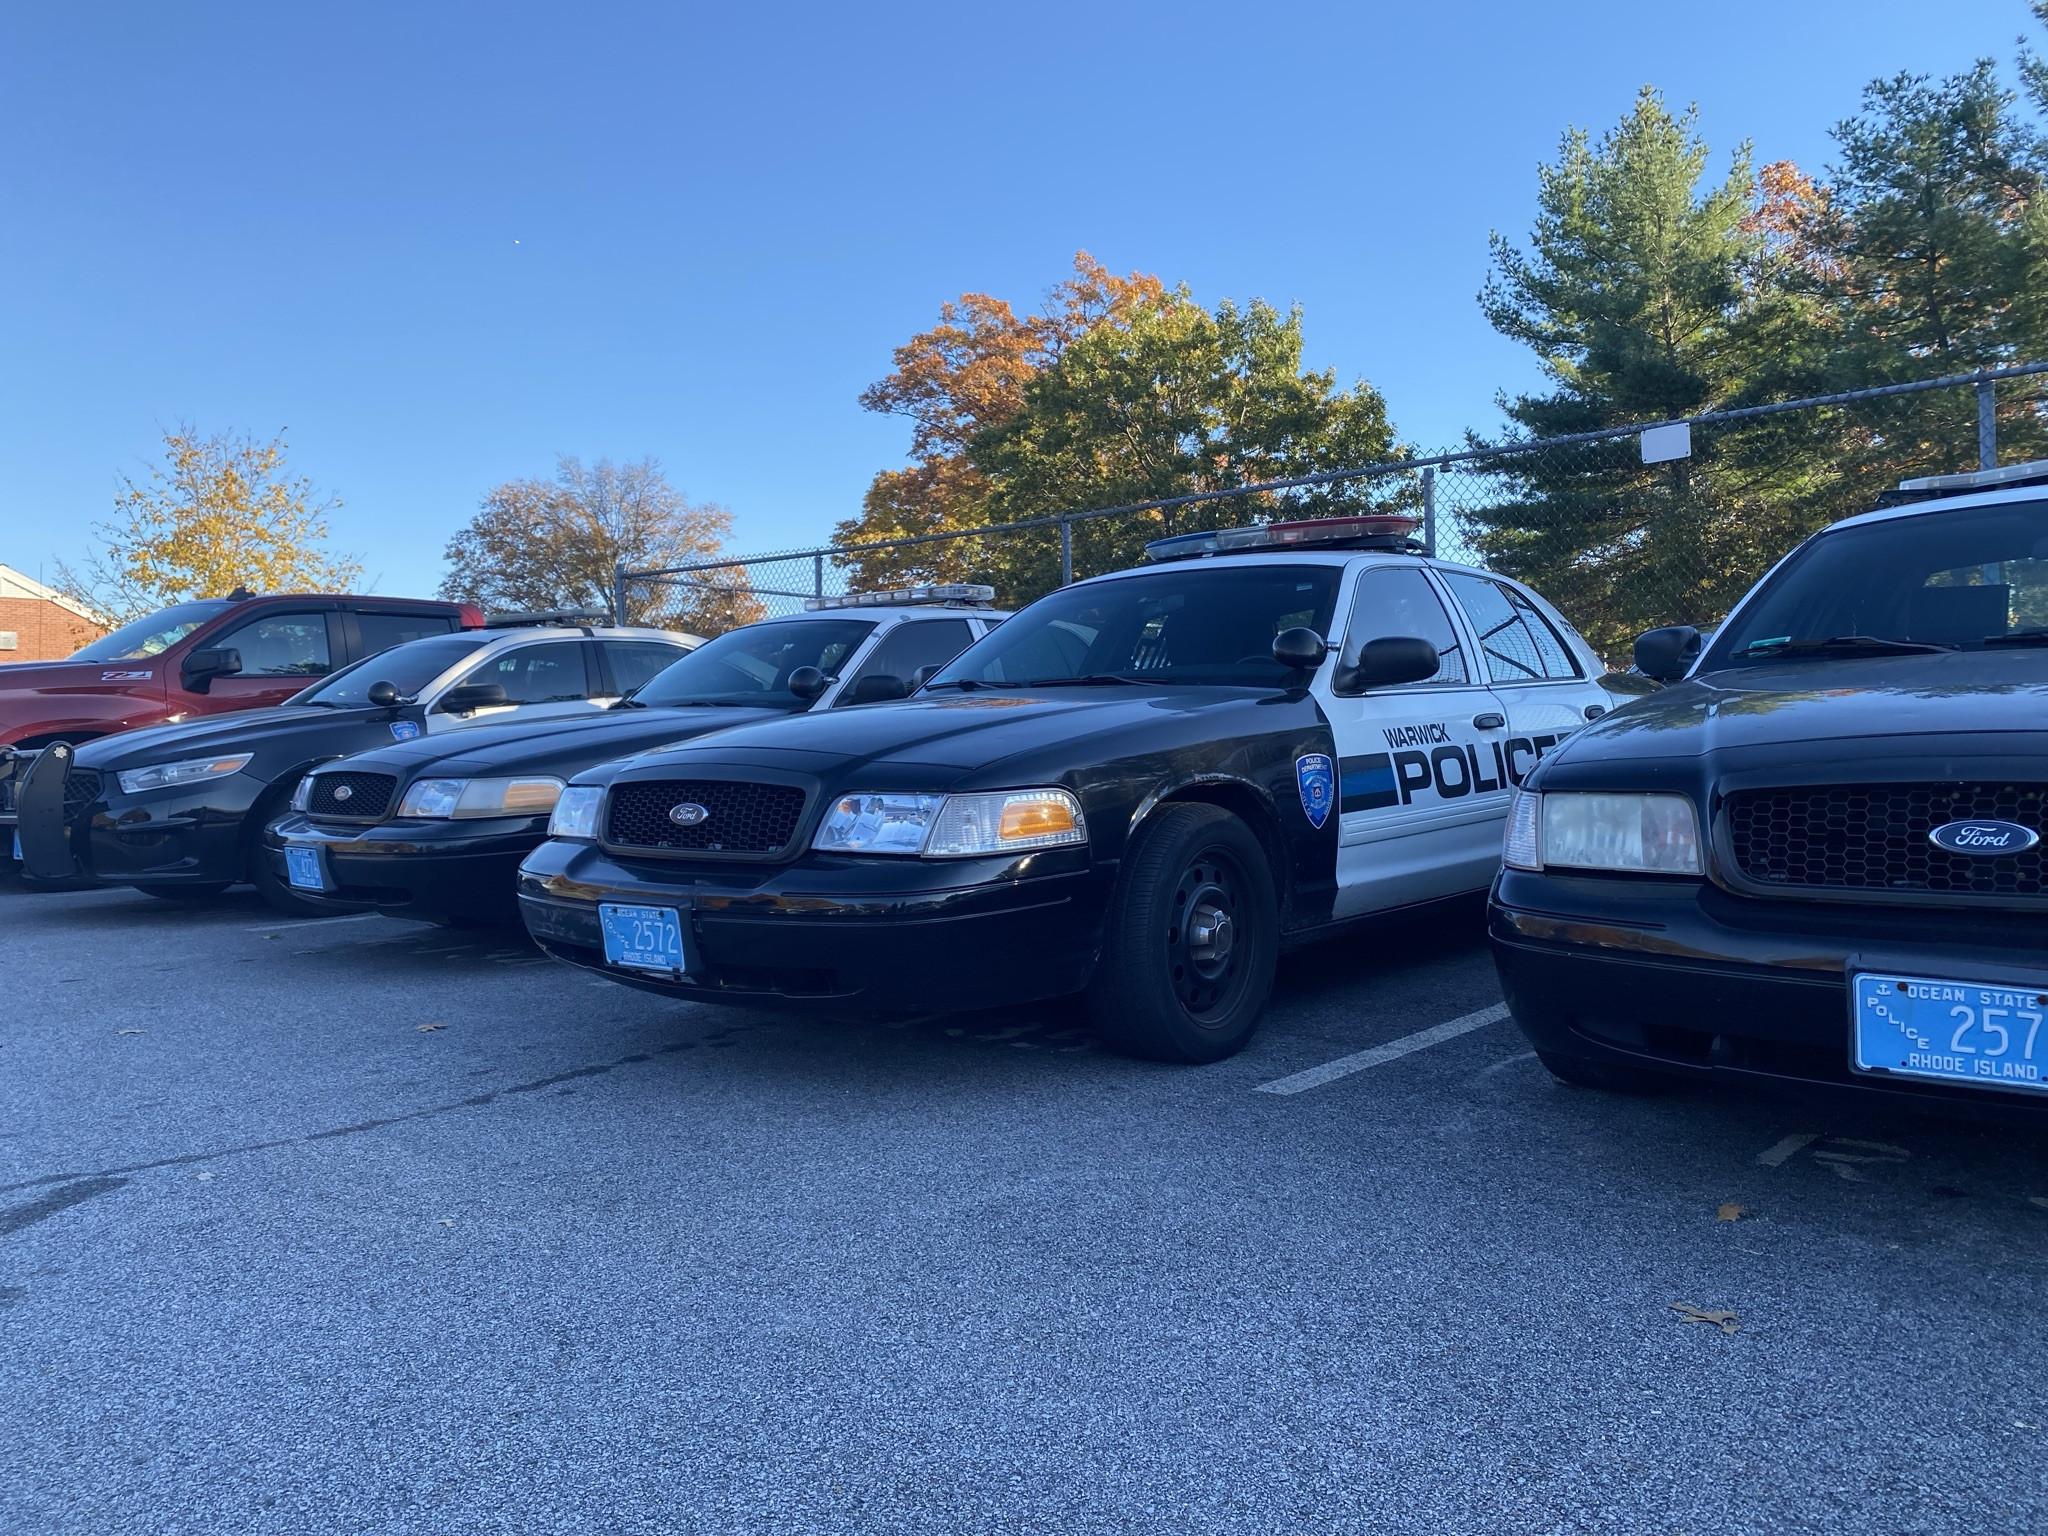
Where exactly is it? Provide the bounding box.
[180,647,242,693]
[365,680,400,708]
[843,673,910,705]
[787,666,830,702]
[1633,625,1702,684]
[1271,627,1329,670]
[1335,636,1441,694]
[436,682,510,713]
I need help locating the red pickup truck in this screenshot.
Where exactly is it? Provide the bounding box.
[0,590,484,749]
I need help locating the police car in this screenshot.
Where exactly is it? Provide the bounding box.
[515,515,1612,1061]
[1492,461,2048,1118]
[5,617,698,913]
[261,590,1009,925]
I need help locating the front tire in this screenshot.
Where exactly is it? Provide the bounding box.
[1086,803,1278,1063]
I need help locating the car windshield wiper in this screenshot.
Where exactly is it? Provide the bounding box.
[1019,674,1177,688]
[642,698,765,708]
[1983,628,2048,648]
[921,678,1023,690]
[1736,635,1955,659]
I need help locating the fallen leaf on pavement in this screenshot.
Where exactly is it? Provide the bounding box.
[117,1029,146,1036]
[195,1172,215,1182]
[1717,1203,1746,1221]
[438,1218,456,1227]
[1670,1302,1740,1335]
[416,1022,446,1032]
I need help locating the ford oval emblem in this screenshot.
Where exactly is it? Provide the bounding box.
[668,802,710,827]
[332,784,353,802]
[1929,819,2040,855]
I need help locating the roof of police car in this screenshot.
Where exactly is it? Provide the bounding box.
[1069,548,1485,585]
[1828,480,2048,532]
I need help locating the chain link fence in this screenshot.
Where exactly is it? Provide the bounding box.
[622,364,2048,661]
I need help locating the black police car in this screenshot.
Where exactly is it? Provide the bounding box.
[7,620,695,913]
[515,516,1611,1062]
[261,591,1008,925]
[1492,463,2048,1116]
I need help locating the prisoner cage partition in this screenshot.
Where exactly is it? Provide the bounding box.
[620,363,2048,662]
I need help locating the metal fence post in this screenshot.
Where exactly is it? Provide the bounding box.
[1059,518,1073,586]
[1421,467,1437,556]
[813,553,823,598]
[1978,380,1997,471]
[611,561,629,622]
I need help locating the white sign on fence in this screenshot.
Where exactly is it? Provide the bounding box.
[1640,422,1693,464]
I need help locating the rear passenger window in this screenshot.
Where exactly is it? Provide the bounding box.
[456,644,592,704]
[356,611,455,656]
[1440,573,1582,683]
[604,640,690,695]
[1342,568,1468,685]
[215,611,332,676]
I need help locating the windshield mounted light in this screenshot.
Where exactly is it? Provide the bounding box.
[548,785,605,840]
[399,776,566,820]
[812,788,1087,857]
[805,584,995,611]
[116,753,254,795]
[1538,792,1702,875]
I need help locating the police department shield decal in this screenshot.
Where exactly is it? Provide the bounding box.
[389,720,421,742]
[1296,753,1335,830]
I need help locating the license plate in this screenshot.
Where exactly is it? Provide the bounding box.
[285,844,330,892]
[599,902,689,974]
[1852,971,2048,1094]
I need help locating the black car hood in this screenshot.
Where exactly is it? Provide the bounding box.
[328,704,791,780]
[600,687,1301,792]
[1554,650,2048,770]
[69,704,387,769]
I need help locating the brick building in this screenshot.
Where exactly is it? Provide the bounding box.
[0,565,107,661]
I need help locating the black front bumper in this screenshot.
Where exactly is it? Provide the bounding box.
[517,837,1108,1013]
[264,812,548,924]
[1490,867,2048,1114]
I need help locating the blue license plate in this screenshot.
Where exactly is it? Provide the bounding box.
[285,844,329,892]
[599,902,689,974]
[1853,971,2048,1094]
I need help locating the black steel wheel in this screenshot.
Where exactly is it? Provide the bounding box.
[1086,802,1277,1063]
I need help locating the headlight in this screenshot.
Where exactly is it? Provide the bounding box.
[398,776,565,819]
[1528,791,1702,875]
[549,785,606,840]
[116,753,253,795]
[290,775,314,811]
[1503,788,1541,870]
[812,787,1086,857]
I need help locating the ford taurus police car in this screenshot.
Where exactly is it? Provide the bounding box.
[5,618,697,913]
[1491,462,2048,1117]
[261,590,1007,925]
[515,515,1612,1061]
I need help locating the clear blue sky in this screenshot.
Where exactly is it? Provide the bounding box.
[0,1,2034,599]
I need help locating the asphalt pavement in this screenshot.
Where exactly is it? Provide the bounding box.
[3,874,2046,1536]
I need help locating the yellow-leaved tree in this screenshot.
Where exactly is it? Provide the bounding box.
[60,425,360,623]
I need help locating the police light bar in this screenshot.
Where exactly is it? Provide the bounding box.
[805,583,997,610]
[1144,514,1424,562]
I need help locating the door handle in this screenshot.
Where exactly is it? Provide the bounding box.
[1472,712,1505,730]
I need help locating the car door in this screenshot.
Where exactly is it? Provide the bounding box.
[1433,570,1608,787]
[198,608,340,710]
[427,640,601,732]
[1315,564,1515,919]
[833,617,978,704]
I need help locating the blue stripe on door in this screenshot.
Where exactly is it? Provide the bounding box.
[1339,752,1399,812]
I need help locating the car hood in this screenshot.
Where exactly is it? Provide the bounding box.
[596,686,1296,791]
[1554,650,2048,770]
[326,705,790,780]
[68,704,380,768]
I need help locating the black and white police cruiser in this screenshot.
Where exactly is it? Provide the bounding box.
[517,514,1614,1062]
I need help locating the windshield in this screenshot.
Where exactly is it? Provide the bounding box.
[630,618,877,708]
[929,564,1343,689]
[70,600,232,661]
[1707,499,2048,666]
[295,633,495,706]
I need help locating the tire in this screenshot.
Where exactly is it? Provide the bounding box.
[1536,1049,1670,1095]
[1085,803,1278,1063]
[137,882,234,901]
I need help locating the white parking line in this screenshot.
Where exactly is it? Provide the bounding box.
[1756,1133,1820,1167]
[242,913,387,932]
[1254,1003,1512,1096]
